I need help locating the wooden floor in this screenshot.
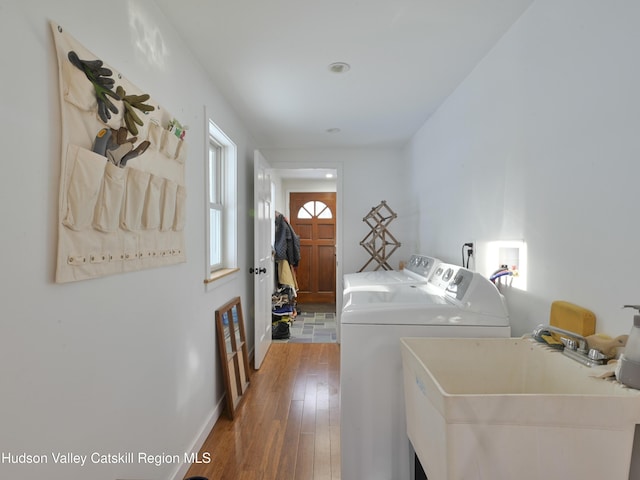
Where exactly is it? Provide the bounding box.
[184,343,341,480]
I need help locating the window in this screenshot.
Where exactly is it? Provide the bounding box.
[297,200,333,219]
[206,119,237,280]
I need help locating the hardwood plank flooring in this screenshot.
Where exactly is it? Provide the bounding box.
[184,343,341,480]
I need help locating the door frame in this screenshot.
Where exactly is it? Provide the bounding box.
[270,161,344,341]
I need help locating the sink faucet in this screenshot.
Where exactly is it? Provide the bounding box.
[532,324,608,367]
[532,324,588,352]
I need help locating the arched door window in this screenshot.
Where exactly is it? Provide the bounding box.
[297,200,333,219]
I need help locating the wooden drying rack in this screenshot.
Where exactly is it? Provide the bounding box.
[358,200,402,271]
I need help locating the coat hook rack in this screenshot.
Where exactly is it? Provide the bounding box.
[358,200,401,271]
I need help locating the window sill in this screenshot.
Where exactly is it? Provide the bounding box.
[204,267,240,284]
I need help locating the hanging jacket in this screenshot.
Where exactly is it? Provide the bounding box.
[274,213,301,267]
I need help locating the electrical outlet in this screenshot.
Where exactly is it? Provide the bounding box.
[466,242,474,255]
[462,242,475,269]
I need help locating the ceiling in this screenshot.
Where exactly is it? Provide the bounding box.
[155,0,534,150]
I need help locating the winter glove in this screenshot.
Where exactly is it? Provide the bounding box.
[116,86,155,136]
[68,51,120,123]
[105,127,150,167]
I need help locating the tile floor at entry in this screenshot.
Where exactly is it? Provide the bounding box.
[274,303,337,344]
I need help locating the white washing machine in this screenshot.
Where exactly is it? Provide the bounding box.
[340,263,511,480]
[342,254,440,293]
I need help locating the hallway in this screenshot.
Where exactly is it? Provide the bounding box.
[184,343,341,480]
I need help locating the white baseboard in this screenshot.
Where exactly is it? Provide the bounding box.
[168,396,226,480]
[168,347,255,479]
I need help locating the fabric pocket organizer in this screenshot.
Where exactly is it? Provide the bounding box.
[158,180,186,232]
[93,161,127,232]
[161,129,183,160]
[173,185,186,232]
[148,122,183,162]
[160,179,178,232]
[142,174,164,230]
[120,167,151,231]
[62,144,107,231]
[63,144,183,233]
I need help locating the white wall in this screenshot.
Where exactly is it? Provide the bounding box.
[263,147,415,275]
[281,178,337,218]
[405,0,640,337]
[0,2,255,480]
[270,174,337,216]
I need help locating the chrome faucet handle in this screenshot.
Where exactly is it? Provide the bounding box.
[561,337,577,350]
[532,324,547,339]
[588,348,609,361]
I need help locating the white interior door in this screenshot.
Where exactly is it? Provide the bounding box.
[253,150,273,369]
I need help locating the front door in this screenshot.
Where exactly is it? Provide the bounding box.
[290,192,336,304]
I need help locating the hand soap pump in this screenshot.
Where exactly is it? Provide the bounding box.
[617,305,640,389]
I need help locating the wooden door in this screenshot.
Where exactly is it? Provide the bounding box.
[290,192,336,304]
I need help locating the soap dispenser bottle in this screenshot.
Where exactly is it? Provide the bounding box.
[617,305,640,389]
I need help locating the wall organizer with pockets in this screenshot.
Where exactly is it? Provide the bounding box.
[51,22,187,283]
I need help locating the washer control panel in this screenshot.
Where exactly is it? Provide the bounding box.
[428,264,461,290]
[445,269,473,301]
[406,255,439,278]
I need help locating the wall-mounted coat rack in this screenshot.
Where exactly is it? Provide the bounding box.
[358,200,401,271]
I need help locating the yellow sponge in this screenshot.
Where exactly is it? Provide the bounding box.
[540,334,563,346]
[549,300,596,337]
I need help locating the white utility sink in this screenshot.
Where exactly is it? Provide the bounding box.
[401,337,640,480]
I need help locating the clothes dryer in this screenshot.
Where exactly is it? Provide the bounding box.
[340,263,511,480]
